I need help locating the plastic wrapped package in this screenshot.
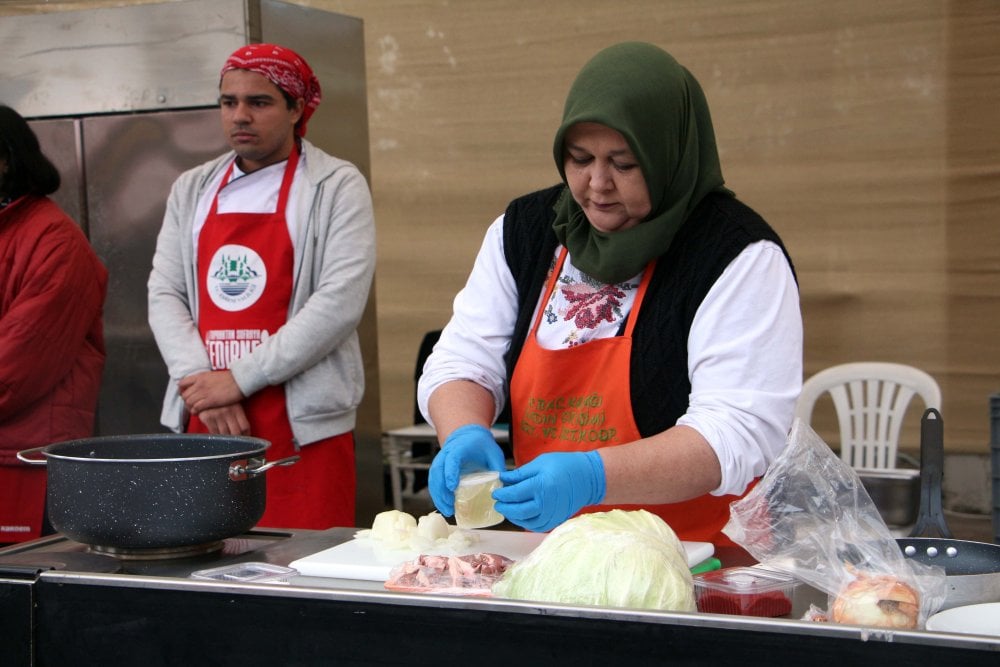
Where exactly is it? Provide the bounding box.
[190,562,297,584]
[384,552,514,596]
[723,419,947,629]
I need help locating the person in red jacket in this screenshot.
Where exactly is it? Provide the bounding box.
[0,105,108,544]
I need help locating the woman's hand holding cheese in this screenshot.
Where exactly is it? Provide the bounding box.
[428,424,506,517]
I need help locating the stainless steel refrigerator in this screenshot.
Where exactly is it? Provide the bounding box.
[0,0,384,524]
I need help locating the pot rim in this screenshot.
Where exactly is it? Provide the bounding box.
[39,433,271,464]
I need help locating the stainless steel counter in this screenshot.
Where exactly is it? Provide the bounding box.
[2,527,998,666]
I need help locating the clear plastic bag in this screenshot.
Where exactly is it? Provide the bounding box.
[383,553,514,597]
[723,419,947,629]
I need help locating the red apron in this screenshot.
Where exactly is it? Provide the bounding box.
[0,465,46,543]
[509,247,748,545]
[188,147,355,528]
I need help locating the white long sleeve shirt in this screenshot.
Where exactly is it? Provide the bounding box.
[418,213,802,496]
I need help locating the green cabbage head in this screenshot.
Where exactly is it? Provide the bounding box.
[492,509,696,611]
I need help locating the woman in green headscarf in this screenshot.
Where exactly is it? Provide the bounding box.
[419,42,802,545]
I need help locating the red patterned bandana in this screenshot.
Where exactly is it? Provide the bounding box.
[220,43,322,137]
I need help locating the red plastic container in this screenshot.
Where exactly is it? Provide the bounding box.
[694,566,796,617]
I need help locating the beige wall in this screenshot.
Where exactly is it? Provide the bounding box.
[324,0,1000,456]
[5,0,999,456]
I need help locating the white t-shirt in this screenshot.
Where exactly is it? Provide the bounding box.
[190,155,307,254]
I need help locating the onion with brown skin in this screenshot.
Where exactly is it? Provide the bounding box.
[831,572,920,629]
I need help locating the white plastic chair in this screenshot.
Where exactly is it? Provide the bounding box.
[794,362,941,469]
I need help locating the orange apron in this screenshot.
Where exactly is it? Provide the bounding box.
[188,147,355,528]
[509,247,746,545]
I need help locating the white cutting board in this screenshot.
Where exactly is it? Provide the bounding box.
[290,530,714,582]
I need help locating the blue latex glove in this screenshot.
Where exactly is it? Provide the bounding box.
[493,450,606,532]
[428,424,506,517]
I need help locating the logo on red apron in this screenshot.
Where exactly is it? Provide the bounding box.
[206,243,267,311]
[204,328,270,370]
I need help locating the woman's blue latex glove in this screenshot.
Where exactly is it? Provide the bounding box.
[428,424,506,517]
[493,450,606,532]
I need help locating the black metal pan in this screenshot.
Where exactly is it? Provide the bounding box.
[896,408,1000,609]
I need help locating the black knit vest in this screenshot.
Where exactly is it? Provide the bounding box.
[501,185,796,443]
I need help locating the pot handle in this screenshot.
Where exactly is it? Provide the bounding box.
[229,455,300,481]
[16,446,48,466]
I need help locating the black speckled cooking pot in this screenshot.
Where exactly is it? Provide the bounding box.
[18,434,298,551]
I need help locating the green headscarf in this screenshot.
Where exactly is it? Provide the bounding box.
[551,42,733,284]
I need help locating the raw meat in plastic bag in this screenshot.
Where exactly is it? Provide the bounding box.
[384,552,514,596]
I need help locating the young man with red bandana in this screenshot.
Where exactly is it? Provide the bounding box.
[148,44,375,528]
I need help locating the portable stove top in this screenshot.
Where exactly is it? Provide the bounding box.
[0,527,347,580]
